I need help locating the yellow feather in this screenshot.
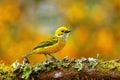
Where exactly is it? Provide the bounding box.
[35,37,65,54]
[24,26,70,61]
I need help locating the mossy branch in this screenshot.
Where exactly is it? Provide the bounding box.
[0,56,120,80]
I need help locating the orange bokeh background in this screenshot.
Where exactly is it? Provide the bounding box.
[0,0,120,65]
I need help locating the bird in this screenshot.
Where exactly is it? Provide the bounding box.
[23,26,71,62]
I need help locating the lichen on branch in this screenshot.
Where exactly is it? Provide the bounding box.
[0,56,120,80]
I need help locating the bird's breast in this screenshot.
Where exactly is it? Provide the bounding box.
[51,38,65,52]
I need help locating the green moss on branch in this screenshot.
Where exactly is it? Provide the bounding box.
[0,57,120,80]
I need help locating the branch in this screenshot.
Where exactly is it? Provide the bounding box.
[0,56,120,80]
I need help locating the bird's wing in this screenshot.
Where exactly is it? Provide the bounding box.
[33,36,58,49]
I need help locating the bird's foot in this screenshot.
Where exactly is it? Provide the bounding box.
[22,56,30,64]
[45,59,54,63]
[52,57,58,62]
[45,59,50,62]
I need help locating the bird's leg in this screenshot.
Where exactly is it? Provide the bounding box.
[45,54,49,62]
[48,54,58,61]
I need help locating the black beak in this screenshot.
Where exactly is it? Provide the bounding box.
[65,30,71,33]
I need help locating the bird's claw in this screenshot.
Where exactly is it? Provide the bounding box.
[22,57,30,64]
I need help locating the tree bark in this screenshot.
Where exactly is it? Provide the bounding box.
[0,57,120,80]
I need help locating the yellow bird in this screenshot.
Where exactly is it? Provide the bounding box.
[24,26,71,61]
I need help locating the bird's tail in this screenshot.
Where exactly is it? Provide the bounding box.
[23,50,35,58]
[22,50,35,64]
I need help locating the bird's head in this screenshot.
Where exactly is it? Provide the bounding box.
[55,26,71,40]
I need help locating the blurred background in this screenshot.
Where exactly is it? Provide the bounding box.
[0,0,120,65]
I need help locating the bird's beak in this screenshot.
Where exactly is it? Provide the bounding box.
[65,30,71,33]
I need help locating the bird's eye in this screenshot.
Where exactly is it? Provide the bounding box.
[61,30,64,32]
